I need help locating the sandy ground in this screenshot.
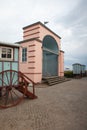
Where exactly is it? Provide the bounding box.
[0,77,87,130]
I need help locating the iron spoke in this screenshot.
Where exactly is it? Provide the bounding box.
[12,78,19,86]
[4,90,9,106]
[11,89,20,98]
[5,72,10,85]
[10,91,14,104]
[0,78,8,86]
[11,71,16,85]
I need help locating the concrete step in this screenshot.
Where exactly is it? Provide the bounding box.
[42,76,71,86]
[48,79,70,86]
[42,76,59,80]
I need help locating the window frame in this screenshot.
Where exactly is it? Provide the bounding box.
[0,47,13,61]
[22,47,27,62]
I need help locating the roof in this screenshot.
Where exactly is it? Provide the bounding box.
[60,50,64,53]
[23,21,61,39]
[16,38,42,44]
[72,63,86,66]
[0,41,20,47]
[72,63,82,66]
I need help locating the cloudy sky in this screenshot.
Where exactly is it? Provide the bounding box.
[0,0,87,70]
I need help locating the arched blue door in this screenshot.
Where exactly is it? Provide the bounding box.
[42,35,58,77]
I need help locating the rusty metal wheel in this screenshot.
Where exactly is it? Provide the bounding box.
[0,70,27,108]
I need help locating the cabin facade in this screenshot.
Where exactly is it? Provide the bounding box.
[72,63,86,78]
[0,42,19,72]
[18,22,64,83]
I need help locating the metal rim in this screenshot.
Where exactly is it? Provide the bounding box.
[0,70,27,108]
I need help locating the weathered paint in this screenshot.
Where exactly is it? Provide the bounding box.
[73,64,81,74]
[0,43,19,72]
[14,48,19,61]
[0,62,2,72]
[72,63,86,76]
[59,50,64,77]
[81,65,86,74]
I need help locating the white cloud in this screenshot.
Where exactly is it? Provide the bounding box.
[0,0,87,68]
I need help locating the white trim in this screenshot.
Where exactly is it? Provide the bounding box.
[0,46,13,61]
[22,47,27,62]
[0,41,19,47]
[43,47,59,55]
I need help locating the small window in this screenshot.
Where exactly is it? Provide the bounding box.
[22,48,27,62]
[1,47,13,60]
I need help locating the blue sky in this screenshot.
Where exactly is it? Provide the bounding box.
[0,0,87,70]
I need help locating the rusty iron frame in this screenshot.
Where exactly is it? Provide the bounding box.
[0,70,37,109]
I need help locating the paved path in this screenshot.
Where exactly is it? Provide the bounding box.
[0,78,87,130]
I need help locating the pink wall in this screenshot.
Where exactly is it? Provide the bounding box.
[23,23,61,50]
[38,25,61,50]
[19,41,35,81]
[59,51,64,76]
[32,40,42,82]
[19,22,64,83]
[19,40,42,83]
[23,24,40,40]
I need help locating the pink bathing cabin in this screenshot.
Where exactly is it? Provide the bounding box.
[18,22,64,83]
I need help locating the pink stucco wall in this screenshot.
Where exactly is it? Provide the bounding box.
[19,22,64,83]
[19,40,42,83]
[59,51,64,76]
[23,24,40,40]
[23,23,61,50]
[38,25,61,50]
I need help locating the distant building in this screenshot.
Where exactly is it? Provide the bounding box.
[72,63,86,78]
[17,22,64,83]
